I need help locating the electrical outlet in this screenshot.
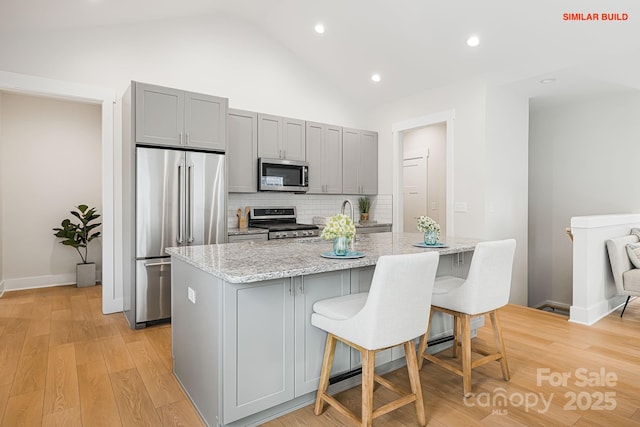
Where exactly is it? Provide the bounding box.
[454,202,467,213]
[188,287,196,304]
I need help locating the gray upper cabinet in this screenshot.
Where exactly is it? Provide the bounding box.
[134,82,227,151]
[257,113,305,161]
[306,122,343,194]
[228,109,258,192]
[342,128,378,195]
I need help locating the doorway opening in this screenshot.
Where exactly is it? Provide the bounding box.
[392,110,455,236]
[0,71,118,313]
[402,123,447,234]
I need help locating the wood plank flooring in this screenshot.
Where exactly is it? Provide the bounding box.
[0,285,204,427]
[2,284,640,426]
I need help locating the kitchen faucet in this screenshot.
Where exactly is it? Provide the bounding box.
[340,199,356,249]
[340,199,354,222]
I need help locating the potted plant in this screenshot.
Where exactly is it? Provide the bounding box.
[321,213,356,256]
[417,215,440,246]
[53,204,101,287]
[358,196,371,222]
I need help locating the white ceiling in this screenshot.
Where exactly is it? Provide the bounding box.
[2,0,640,105]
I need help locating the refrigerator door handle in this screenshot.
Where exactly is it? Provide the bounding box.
[187,163,194,243]
[177,162,184,244]
[144,261,172,267]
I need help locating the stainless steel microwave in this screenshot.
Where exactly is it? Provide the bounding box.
[258,158,309,193]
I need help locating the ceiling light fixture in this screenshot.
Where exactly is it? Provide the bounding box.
[466,35,480,47]
[371,73,381,83]
[540,78,557,84]
[314,23,325,34]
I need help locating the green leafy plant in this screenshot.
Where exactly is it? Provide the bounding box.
[53,205,101,264]
[358,196,371,214]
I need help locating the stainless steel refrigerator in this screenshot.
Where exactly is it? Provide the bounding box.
[130,146,225,327]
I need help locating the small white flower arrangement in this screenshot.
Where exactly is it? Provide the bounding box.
[321,214,356,240]
[417,216,440,238]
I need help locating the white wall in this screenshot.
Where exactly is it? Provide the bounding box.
[485,85,530,305]
[368,77,487,239]
[403,123,447,233]
[0,92,102,290]
[0,15,366,128]
[529,90,640,307]
[367,78,529,305]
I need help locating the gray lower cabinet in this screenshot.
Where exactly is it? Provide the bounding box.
[134,81,227,151]
[343,128,378,195]
[227,233,268,243]
[223,277,295,424]
[306,122,343,194]
[357,225,392,234]
[293,271,350,396]
[228,109,258,192]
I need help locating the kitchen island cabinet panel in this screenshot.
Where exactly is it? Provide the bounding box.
[223,278,295,423]
[293,270,351,397]
[171,258,222,427]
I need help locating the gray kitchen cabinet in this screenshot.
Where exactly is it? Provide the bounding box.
[342,128,378,195]
[227,233,268,243]
[135,82,227,151]
[228,109,258,192]
[223,278,295,424]
[257,113,306,161]
[293,270,351,397]
[306,122,343,194]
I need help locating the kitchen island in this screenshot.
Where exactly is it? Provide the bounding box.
[167,232,479,427]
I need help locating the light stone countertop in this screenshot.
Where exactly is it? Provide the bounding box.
[166,232,479,284]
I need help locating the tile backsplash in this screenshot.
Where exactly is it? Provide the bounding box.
[228,193,393,228]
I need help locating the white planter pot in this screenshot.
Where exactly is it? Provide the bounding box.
[76,263,96,287]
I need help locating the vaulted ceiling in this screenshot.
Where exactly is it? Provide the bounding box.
[2,0,639,105]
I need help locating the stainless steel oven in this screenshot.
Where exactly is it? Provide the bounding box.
[258,158,309,193]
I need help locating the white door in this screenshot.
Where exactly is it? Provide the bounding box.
[403,149,428,232]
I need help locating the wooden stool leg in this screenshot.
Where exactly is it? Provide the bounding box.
[404,340,426,426]
[452,313,460,358]
[461,314,472,396]
[361,349,375,427]
[315,334,337,415]
[417,307,435,369]
[490,311,510,381]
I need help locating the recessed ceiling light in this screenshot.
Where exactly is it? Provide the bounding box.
[540,78,557,84]
[371,73,381,83]
[466,35,480,47]
[314,23,325,34]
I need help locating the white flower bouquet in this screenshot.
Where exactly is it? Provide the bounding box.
[417,215,440,238]
[321,214,356,240]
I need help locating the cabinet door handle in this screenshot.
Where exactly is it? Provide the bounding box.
[300,277,304,294]
[186,132,190,146]
[145,261,172,268]
[283,149,287,159]
[179,132,183,145]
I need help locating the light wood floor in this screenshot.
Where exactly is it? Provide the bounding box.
[2,285,640,426]
[0,284,204,427]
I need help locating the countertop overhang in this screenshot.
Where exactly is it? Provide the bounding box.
[166,232,478,284]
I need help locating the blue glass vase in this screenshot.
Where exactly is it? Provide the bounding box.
[333,236,350,256]
[424,230,438,246]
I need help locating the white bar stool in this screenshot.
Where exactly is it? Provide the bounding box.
[311,251,440,427]
[418,239,516,396]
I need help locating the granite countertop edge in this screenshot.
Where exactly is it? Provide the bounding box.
[166,233,479,284]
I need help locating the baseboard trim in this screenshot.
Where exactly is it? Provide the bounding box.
[3,271,98,292]
[569,295,627,325]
